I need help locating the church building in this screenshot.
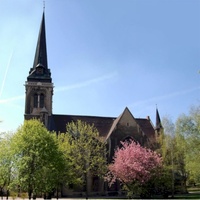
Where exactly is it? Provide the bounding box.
[24,12,162,197]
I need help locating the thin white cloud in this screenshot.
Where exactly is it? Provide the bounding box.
[55,72,117,92]
[0,95,24,104]
[130,86,200,108]
[0,50,13,98]
[0,72,117,103]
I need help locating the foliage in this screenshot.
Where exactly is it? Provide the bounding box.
[159,116,188,194]
[106,140,162,197]
[0,132,14,197]
[11,119,67,198]
[175,105,200,183]
[58,120,107,191]
[159,116,175,163]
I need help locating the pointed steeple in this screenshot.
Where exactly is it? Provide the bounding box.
[33,12,48,70]
[155,108,162,130]
[27,12,51,83]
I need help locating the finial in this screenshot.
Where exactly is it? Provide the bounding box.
[43,0,45,12]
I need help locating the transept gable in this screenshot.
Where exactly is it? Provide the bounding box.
[105,107,141,141]
[117,107,138,128]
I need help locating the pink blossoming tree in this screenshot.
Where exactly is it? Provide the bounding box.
[107,140,162,197]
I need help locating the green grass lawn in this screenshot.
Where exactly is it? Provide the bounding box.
[165,188,200,199]
[171,193,200,199]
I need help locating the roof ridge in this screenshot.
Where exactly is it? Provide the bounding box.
[53,113,116,119]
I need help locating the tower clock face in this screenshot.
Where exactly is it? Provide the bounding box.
[36,68,44,74]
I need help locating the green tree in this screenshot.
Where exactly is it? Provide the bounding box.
[156,116,176,197]
[175,105,200,183]
[11,119,67,199]
[0,132,14,199]
[161,116,188,195]
[58,120,107,198]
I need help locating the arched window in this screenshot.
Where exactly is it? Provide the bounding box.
[119,136,136,148]
[123,136,134,144]
[40,93,44,108]
[34,94,38,108]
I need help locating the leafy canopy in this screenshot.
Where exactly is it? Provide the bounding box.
[58,120,107,186]
[11,119,66,196]
[175,105,200,182]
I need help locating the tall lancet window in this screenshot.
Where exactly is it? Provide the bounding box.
[40,93,44,108]
[34,94,38,108]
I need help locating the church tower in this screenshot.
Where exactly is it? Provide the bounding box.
[24,12,53,128]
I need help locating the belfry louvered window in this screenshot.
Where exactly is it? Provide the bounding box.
[33,93,45,108]
[40,93,44,108]
[34,94,38,108]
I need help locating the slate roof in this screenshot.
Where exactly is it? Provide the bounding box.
[135,118,155,138]
[155,108,162,130]
[52,114,116,138]
[51,112,156,141]
[27,12,52,83]
[33,12,48,70]
[105,113,122,140]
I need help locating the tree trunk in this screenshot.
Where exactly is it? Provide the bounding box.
[6,189,9,200]
[28,189,32,200]
[0,187,3,200]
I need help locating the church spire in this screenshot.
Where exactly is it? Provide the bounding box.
[155,108,162,131]
[27,12,51,82]
[33,12,48,70]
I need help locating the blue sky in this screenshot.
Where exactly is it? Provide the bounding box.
[0,0,200,132]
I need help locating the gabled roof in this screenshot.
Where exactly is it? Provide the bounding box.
[105,114,121,141]
[105,107,135,140]
[51,107,156,142]
[136,118,155,138]
[52,114,115,138]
